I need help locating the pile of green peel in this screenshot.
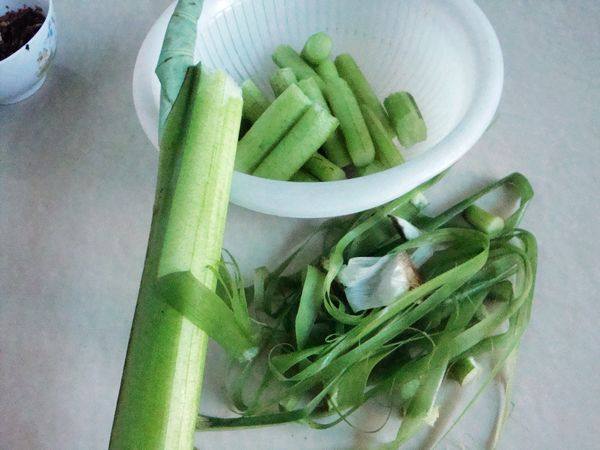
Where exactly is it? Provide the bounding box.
[236,32,426,181]
[190,172,537,448]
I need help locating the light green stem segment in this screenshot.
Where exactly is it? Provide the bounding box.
[235,84,311,173]
[291,169,319,182]
[324,77,375,167]
[315,59,340,81]
[110,66,243,449]
[335,53,395,139]
[384,91,427,147]
[297,77,351,167]
[301,32,333,66]
[304,153,346,181]
[273,45,324,89]
[156,0,204,136]
[357,160,386,176]
[253,104,339,181]
[241,79,270,123]
[464,205,505,235]
[449,356,479,385]
[270,67,298,97]
[361,104,404,168]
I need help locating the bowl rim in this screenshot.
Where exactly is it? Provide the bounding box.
[0,0,54,66]
[133,0,503,218]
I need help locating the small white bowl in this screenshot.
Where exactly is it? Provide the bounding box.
[0,0,56,104]
[133,0,503,218]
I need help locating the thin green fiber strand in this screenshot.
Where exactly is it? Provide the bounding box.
[156,0,204,136]
[418,172,534,233]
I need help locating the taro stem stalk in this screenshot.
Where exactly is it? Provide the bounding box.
[110,61,243,448]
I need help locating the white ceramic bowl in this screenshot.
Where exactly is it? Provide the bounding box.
[133,0,503,218]
[0,0,56,104]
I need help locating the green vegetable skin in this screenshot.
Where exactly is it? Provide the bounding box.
[384,91,427,147]
[253,104,339,180]
[273,44,325,88]
[110,67,243,449]
[241,79,270,123]
[235,84,311,173]
[270,67,298,97]
[301,32,333,66]
[361,104,404,168]
[324,77,375,167]
[335,53,396,139]
[297,77,351,167]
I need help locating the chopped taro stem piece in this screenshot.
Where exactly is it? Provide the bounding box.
[241,79,270,123]
[384,91,427,147]
[449,357,480,385]
[315,59,340,81]
[301,32,333,66]
[335,53,396,139]
[464,205,505,235]
[361,104,405,168]
[253,104,339,181]
[291,169,319,182]
[324,77,375,167]
[235,84,311,173]
[273,45,325,88]
[270,67,298,97]
[357,160,386,176]
[297,77,352,167]
[303,153,346,182]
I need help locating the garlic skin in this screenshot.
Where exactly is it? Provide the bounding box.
[338,252,420,312]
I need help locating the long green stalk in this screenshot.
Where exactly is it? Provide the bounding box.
[110,66,243,449]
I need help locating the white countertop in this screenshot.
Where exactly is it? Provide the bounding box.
[1,1,598,449]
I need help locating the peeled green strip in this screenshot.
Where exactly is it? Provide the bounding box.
[315,59,340,81]
[297,77,351,167]
[253,104,339,180]
[384,91,427,147]
[270,67,298,97]
[156,0,203,135]
[357,160,386,176]
[235,84,311,173]
[304,153,346,182]
[291,170,319,182]
[272,45,324,88]
[335,53,395,139]
[295,266,326,349]
[241,79,270,123]
[361,104,405,168]
[464,205,505,235]
[324,77,375,167]
[301,32,333,66]
[110,67,243,449]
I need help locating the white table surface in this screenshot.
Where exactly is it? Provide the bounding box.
[1,1,598,449]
